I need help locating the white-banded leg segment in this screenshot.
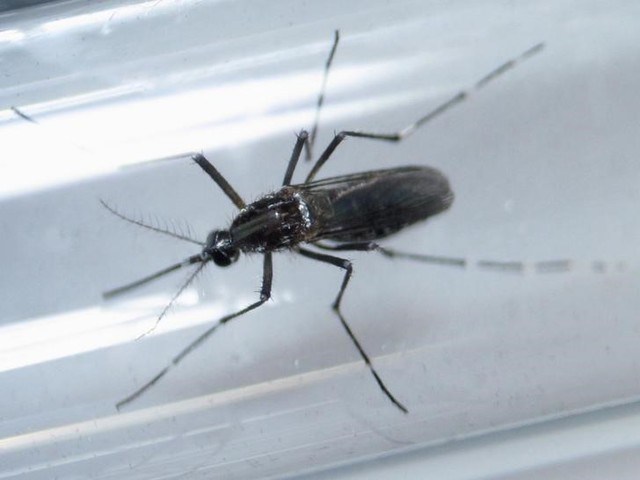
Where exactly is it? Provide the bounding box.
[311,241,621,275]
[306,30,341,161]
[305,43,545,183]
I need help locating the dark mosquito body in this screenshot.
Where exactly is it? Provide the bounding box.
[93,31,550,413]
[228,166,452,254]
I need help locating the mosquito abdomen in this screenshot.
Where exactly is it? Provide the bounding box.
[307,166,454,242]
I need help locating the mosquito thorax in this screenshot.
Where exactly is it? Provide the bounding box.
[203,230,240,266]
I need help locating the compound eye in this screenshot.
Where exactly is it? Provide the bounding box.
[212,248,238,267]
[212,250,231,267]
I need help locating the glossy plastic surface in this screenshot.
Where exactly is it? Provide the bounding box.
[1,0,639,478]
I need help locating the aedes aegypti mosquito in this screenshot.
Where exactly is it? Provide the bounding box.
[97,31,553,413]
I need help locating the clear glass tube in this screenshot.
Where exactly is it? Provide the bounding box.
[1,0,639,478]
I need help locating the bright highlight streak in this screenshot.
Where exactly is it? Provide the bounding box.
[0,55,430,199]
[0,29,26,43]
[0,290,249,374]
[40,0,178,34]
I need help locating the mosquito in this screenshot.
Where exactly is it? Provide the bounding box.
[98,31,550,413]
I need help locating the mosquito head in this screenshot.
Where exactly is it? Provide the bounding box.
[203,230,239,267]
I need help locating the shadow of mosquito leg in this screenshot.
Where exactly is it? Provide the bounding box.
[115,253,273,411]
[306,30,340,162]
[297,247,408,414]
[10,106,38,124]
[305,43,544,183]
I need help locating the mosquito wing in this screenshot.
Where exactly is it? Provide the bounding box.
[297,166,454,243]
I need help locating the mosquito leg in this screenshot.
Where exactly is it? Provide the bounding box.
[305,132,367,182]
[313,241,572,274]
[192,154,246,209]
[282,130,309,186]
[305,43,544,182]
[104,254,204,299]
[116,253,273,410]
[381,248,572,273]
[297,247,408,414]
[313,241,466,268]
[135,261,208,339]
[305,30,340,162]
